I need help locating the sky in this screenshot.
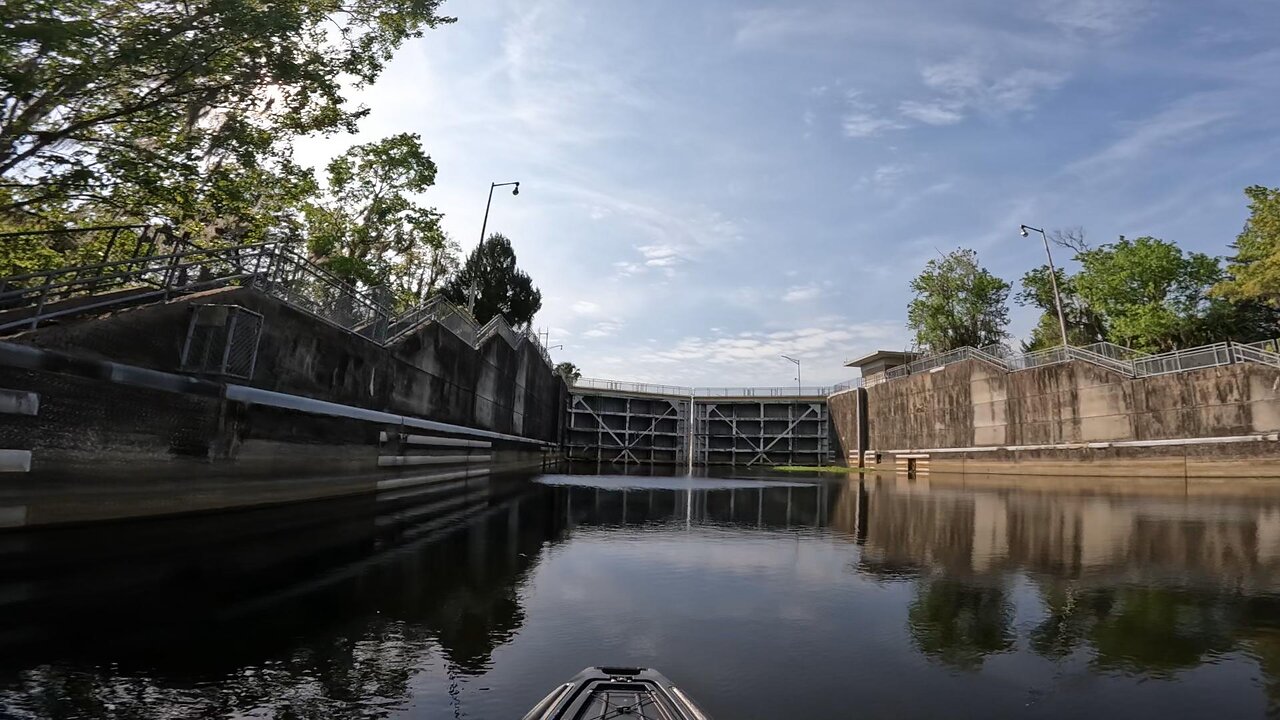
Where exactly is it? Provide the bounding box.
[295,0,1280,387]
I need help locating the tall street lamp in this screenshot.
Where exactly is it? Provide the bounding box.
[1020,224,1070,349]
[781,355,801,396]
[480,181,520,246]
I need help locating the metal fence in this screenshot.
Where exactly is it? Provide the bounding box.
[1131,342,1234,377]
[260,245,390,341]
[0,230,558,375]
[1232,341,1280,368]
[865,337,1270,388]
[478,315,523,349]
[0,238,276,332]
[571,377,836,398]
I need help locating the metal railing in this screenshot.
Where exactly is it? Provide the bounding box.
[478,315,522,349]
[574,378,692,396]
[831,378,863,392]
[1232,341,1280,369]
[1131,342,1234,377]
[0,238,277,332]
[260,245,390,341]
[0,230,558,374]
[572,377,836,398]
[863,337,1274,389]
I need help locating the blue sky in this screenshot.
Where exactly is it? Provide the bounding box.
[297,0,1280,386]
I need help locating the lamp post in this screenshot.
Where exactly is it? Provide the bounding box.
[480,181,520,246]
[1020,224,1070,349]
[781,354,801,395]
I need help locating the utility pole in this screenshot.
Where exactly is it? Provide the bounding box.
[480,181,520,247]
[1019,224,1070,348]
[782,355,801,395]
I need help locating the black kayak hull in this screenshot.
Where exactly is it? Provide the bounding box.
[522,666,711,720]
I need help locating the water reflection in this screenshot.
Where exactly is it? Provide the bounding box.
[839,475,1280,689]
[908,580,1014,670]
[5,472,1280,718]
[0,474,562,719]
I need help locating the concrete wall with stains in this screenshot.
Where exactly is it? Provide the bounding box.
[859,358,1280,452]
[7,286,566,443]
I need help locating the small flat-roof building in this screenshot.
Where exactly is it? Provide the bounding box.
[845,350,918,386]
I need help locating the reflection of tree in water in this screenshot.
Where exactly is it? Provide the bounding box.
[1029,582,1242,677]
[908,579,1014,670]
[0,489,566,720]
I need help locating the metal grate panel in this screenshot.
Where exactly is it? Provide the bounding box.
[180,304,263,379]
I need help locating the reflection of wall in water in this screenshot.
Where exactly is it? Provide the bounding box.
[0,474,568,718]
[830,479,1280,587]
[553,483,838,530]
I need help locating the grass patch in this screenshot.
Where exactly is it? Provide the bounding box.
[773,465,872,474]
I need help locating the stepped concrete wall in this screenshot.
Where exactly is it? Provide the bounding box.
[7,286,565,440]
[0,287,566,527]
[830,358,1280,478]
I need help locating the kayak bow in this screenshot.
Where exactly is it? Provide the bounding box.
[522,666,711,720]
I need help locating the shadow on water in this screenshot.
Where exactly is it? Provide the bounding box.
[6,469,1280,718]
[0,473,565,718]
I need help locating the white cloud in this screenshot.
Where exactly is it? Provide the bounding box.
[638,243,682,268]
[571,300,602,316]
[856,163,911,191]
[1039,0,1152,36]
[612,261,642,277]
[582,320,623,338]
[917,58,1066,118]
[842,90,906,138]
[1065,93,1237,178]
[782,285,821,303]
[899,100,965,125]
[585,320,903,386]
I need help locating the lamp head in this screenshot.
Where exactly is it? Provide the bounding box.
[512,183,520,196]
[1019,225,1029,237]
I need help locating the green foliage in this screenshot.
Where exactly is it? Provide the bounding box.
[1017,265,1107,350]
[0,0,453,226]
[305,133,454,305]
[554,362,581,384]
[442,234,542,328]
[906,248,1010,353]
[1072,236,1228,352]
[1215,185,1280,307]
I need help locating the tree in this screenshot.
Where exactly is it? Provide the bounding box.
[441,234,542,328]
[1072,236,1226,352]
[1215,185,1280,307]
[555,362,581,385]
[0,0,453,225]
[305,134,446,298]
[1017,265,1107,350]
[907,248,1010,352]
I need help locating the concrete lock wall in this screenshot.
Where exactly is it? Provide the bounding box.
[7,286,566,440]
[0,287,566,528]
[830,358,1280,477]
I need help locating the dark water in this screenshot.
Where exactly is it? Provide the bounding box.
[5,470,1280,719]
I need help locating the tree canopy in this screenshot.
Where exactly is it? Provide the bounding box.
[1016,265,1106,350]
[1072,236,1222,352]
[441,234,542,328]
[907,248,1010,353]
[0,0,453,229]
[304,133,449,305]
[1215,185,1280,308]
[1015,234,1278,353]
[555,362,581,384]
